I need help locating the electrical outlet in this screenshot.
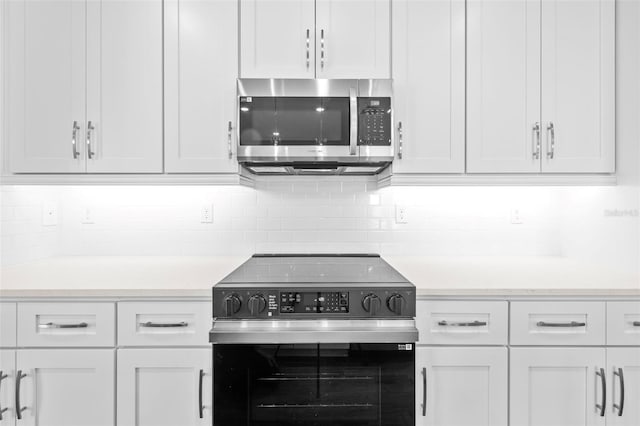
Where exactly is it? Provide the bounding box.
[81,207,95,224]
[395,205,408,224]
[42,203,58,226]
[510,208,524,224]
[201,205,213,223]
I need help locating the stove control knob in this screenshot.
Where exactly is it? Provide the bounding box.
[387,294,406,316]
[248,294,267,317]
[223,294,242,317]
[362,294,382,316]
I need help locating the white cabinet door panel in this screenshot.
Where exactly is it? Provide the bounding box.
[86,0,163,173]
[541,0,615,173]
[467,0,541,173]
[117,348,211,426]
[15,349,114,426]
[392,0,465,173]
[6,0,86,173]
[240,0,315,78]
[416,347,507,426]
[510,347,606,426]
[315,0,390,79]
[165,0,239,173]
[608,348,640,426]
[0,350,15,423]
[0,303,16,347]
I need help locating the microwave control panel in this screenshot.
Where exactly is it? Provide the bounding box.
[357,97,392,146]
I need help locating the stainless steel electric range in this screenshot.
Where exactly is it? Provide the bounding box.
[210,254,418,426]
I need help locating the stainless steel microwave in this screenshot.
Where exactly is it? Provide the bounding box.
[237,79,394,175]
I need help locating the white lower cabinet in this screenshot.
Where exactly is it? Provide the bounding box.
[415,347,508,426]
[607,348,640,426]
[14,349,115,426]
[0,350,15,424]
[117,348,211,426]
[510,347,606,426]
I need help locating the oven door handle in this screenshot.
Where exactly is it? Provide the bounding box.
[349,87,358,156]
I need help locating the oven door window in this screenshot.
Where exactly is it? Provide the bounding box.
[214,343,414,426]
[239,97,350,146]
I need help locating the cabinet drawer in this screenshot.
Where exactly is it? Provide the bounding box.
[510,301,605,345]
[17,303,115,347]
[0,303,17,347]
[118,302,211,347]
[607,301,640,346]
[416,301,508,345]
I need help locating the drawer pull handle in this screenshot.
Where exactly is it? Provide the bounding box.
[438,320,487,327]
[15,370,26,420]
[198,369,205,419]
[0,371,7,420]
[614,367,624,416]
[139,321,188,328]
[596,368,606,417]
[421,367,427,417]
[633,321,640,327]
[536,321,586,328]
[38,322,88,329]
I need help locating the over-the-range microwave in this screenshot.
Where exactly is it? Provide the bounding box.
[236,79,394,175]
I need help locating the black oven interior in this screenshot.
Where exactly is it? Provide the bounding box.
[214,343,414,426]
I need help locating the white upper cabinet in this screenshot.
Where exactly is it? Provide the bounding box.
[466,0,541,173]
[392,0,465,173]
[240,0,315,79]
[467,0,614,174]
[541,0,615,173]
[240,0,390,79]
[85,0,163,173]
[315,0,390,79]
[165,0,239,173]
[6,0,87,173]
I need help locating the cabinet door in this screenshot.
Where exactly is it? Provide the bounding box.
[165,0,239,173]
[15,349,114,426]
[607,348,640,426]
[541,0,615,173]
[85,0,163,173]
[240,0,315,78]
[0,303,16,348]
[117,348,211,426]
[0,350,15,424]
[392,0,465,173]
[466,0,541,173]
[416,347,507,426]
[510,348,606,426]
[6,0,86,173]
[315,0,390,79]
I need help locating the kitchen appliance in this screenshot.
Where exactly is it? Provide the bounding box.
[210,254,417,426]
[237,79,394,175]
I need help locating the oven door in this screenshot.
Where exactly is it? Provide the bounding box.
[213,343,414,426]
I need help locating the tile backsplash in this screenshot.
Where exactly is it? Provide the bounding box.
[1,180,638,280]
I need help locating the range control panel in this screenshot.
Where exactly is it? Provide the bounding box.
[213,286,415,319]
[357,97,392,146]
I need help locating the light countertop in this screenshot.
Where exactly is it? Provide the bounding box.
[1,255,638,298]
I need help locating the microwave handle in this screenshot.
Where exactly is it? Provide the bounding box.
[349,88,358,155]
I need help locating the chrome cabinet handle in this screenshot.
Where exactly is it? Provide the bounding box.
[596,368,606,417]
[421,367,427,417]
[71,121,81,159]
[532,122,541,159]
[536,321,586,328]
[15,370,26,420]
[0,371,7,420]
[227,121,233,159]
[198,369,205,419]
[305,29,310,69]
[614,368,624,416]
[320,29,325,70]
[546,122,555,159]
[139,321,188,328]
[438,320,487,327]
[349,88,357,155]
[87,121,95,159]
[38,322,88,329]
[397,122,403,159]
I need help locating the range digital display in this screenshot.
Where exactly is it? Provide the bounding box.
[280,291,349,314]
